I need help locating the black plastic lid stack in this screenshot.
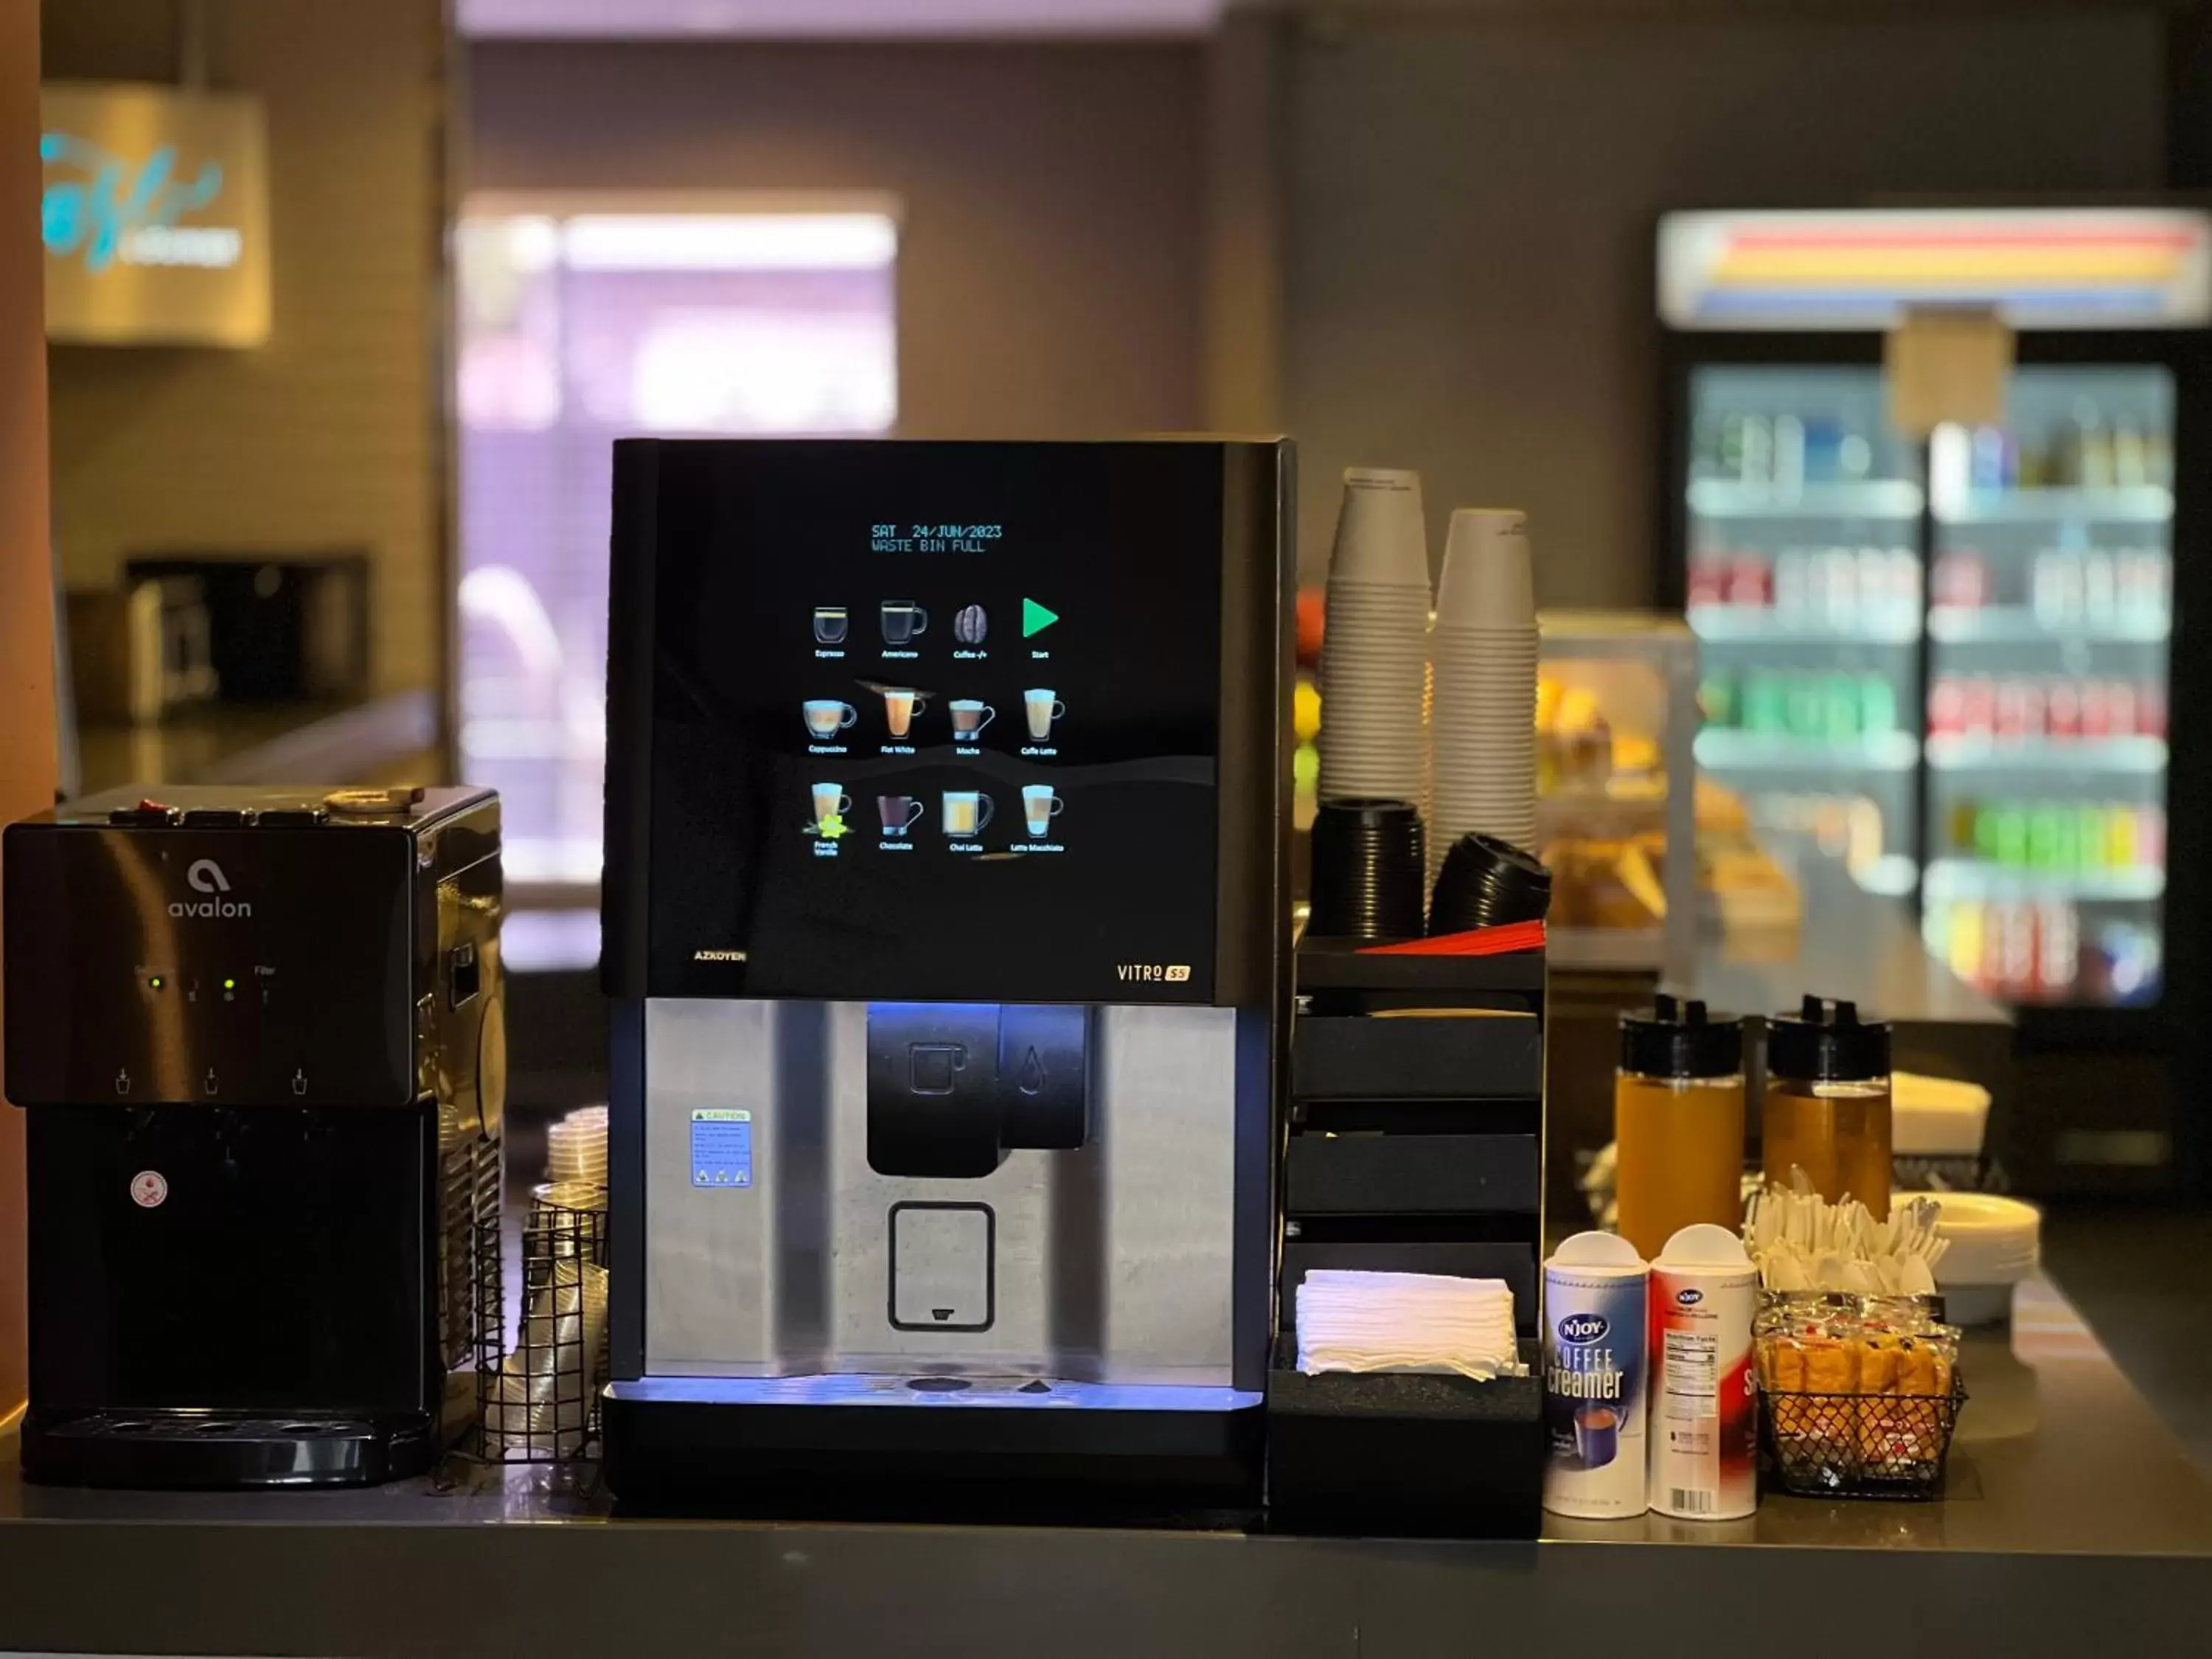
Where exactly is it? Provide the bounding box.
[1618,992,1744,1079]
[1766,995,1892,1083]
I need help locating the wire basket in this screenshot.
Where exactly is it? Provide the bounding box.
[476,1180,610,1463]
[1760,1380,1967,1500]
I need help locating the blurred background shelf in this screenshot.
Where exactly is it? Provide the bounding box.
[1924,860,2165,902]
[1927,735,2168,773]
[1927,606,2169,644]
[1933,487,2174,526]
[1688,478,1924,519]
[1687,606,1919,645]
[1694,728,1919,771]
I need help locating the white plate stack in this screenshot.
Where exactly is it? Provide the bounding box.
[1431,508,1537,869]
[1317,468,1433,810]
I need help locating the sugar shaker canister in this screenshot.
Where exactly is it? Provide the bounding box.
[1762,995,1893,1220]
[1613,995,1747,1262]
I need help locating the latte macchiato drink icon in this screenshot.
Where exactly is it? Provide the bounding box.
[1023,689,1065,741]
[1020,785,1063,838]
[877,795,925,836]
[950,699,995,738]
[880,601,929,645]
[810,783,851,832]
[942,790,994,837]
[813,607,848,645]
[882,687,918,737]
[803,700,858,738]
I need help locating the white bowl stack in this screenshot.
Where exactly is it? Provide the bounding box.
[1430,508,1538,869]
[1317,468,1433,810]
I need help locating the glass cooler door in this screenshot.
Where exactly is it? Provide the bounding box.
[1921,365,2174,1009]
[1685,365,1925,895]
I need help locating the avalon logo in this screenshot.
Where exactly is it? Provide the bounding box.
[170,858,249,919]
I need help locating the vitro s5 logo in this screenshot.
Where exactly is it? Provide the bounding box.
[170,858,251,919]
[1114,964,1191,984]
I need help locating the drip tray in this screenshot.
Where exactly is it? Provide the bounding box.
[24,1409,437,1489]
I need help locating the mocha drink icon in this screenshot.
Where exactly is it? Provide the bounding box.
[950,700,995,739]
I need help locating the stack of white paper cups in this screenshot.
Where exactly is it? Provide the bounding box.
[1318,468,1433,807]
[1433,508,1537,864]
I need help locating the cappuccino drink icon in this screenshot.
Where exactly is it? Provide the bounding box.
[804,700,858,738]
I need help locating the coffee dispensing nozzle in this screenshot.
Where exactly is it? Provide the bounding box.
[864,1003,1091,1178]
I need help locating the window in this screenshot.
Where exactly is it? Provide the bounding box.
[454,202,899,936]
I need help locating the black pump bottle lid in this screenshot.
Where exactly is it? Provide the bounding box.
[1619,993,1743,1079]
[1767,995,1891,1083]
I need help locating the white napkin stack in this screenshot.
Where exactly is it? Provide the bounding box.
[1295,1270,1524,1381]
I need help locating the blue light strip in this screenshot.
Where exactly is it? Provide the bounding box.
[609,1375,1263,1412]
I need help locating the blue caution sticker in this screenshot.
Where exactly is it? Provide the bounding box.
[689,1108,753,1189]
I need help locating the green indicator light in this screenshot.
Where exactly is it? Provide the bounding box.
[223,978,237,992]
[149,975,164,990]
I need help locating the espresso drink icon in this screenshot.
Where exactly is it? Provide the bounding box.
[877,795,925,836]
[810,783,852,832]
[950,699,995,739]
[882,687,919,737]
[880,600,929,645]
[1023,689,1065,741]
[1020,785,1063,838]
[803,700,858,738]
[813,606,849,645]
[941,790,994,837]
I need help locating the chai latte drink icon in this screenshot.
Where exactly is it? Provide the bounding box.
[882,687,918,737]
[880,600,928,645]
[803,700,858,738]
[1023,689,1065,741]
[941,790,994,837]
[877,795,925,836]
[1020,786,1063,838]
[950,700,995,738]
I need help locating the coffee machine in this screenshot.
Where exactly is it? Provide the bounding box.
[3,785,504,1486]
[599,439,1291,1501]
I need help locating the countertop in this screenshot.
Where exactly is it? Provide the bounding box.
[1,1278,2207,1657]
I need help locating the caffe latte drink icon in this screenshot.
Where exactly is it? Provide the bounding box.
[1023,689,1065,741]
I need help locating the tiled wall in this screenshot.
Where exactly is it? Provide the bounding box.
[41,0,450,696]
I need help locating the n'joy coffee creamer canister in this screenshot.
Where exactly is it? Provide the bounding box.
[1543,1230,1649,1518]
[1649,1222,1759,1521]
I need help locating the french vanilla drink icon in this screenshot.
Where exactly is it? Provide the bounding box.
[880,600,928,645]
[950,700,995,739]
[882,687,918,738]
[1023,689,1065,741]
[1020,786,1063,838]
[941,790,994,838]
[810,783,851,833]
[877,795,925,836]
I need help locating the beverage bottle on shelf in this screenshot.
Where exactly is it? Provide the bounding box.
[1950,799,1981,855]
[2077,804,2110,872]
[1857,547,1893,623]
[1741,414,1774,485]
[1688,551,1728,608]
[2018,434,2052,490]
[2040,903,2080,999]
[1787,673,1827,740]
[2139,681,2168,740]
[1860,675,1896,735]
[2027,804,2062,871]
[2080,681,2112,739]
[1773,548,1807,617]
[1994,679,2030,743]
[1728,552,1773,608]
[1718,413,1746,479]
[2076,402,2115,490]
[2138,804,2166,870]
[1929,675,1964,737]
[1699,671,1738,729]
[2147,427,2175,489]
[2106,681,2138,738]
[1971,425,2008,491]
[1773,414,1806,497]
[2046,678,2081,740]
[1743,672,1786,734]
[1994,803,2029,868]
[2084,552,2117,625]
[2103,804,2135,871]
[2112,423,2149,490]
[1960,675,1997,740]
[1825,673,1863,741]
[1801,414,1843,482]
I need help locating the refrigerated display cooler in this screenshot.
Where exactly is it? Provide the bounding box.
[1658,206,2212,1192]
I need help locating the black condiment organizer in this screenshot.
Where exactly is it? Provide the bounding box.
[1265,939,1546,1538]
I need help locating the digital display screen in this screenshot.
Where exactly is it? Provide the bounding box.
[641,442,1226,1004]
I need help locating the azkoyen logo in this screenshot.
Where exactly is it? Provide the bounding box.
[171,858,251,919]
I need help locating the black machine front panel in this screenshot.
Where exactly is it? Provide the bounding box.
[27,1105,433,1413]
[3,825,415,1108]
[615,441,1245,1006]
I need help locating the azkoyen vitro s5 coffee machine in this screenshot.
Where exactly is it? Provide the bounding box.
[599,439,1291,1502]
[2,785,505,1487]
